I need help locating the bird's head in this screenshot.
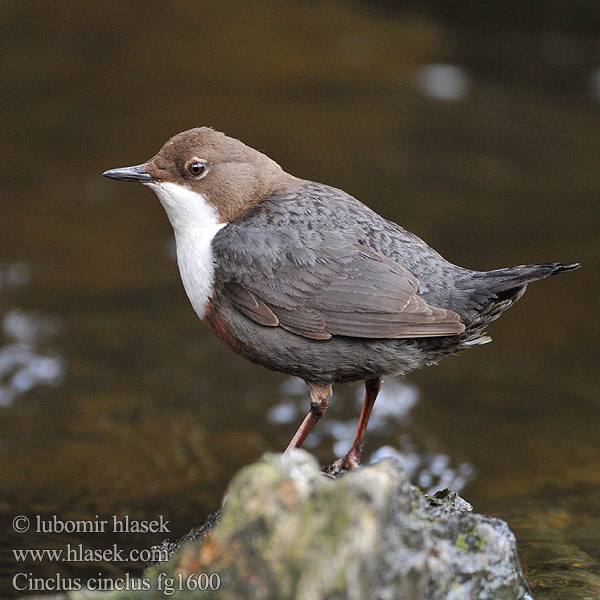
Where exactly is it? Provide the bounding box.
[102,127,293,231]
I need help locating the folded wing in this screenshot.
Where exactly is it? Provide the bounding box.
[214,224,464,341]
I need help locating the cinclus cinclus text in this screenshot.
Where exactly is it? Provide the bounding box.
[103,127,579,470]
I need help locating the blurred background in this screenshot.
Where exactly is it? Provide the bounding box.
[1,1,599,598]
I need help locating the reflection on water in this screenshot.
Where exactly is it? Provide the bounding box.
[325,382,416,450]
[414,63,470,101]
[492,485,600,600]
[371,441,475,495]
[268,377,418,449]
[0,262,31,291]
[269,377,475,494]
[0,293,64,407]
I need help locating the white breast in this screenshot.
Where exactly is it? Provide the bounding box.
[146,182,227,318]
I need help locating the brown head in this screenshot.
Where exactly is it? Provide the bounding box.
[102,127,295,228]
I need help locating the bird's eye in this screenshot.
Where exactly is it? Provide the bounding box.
[188,161,207,177]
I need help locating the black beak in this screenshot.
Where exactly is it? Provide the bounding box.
[101,164,153,183]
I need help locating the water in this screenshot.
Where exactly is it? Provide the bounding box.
[1,1,599,597]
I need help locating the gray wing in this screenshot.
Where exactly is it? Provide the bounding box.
[213,220,464,341]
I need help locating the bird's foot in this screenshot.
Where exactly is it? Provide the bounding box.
[322,451,361,477]
[321,463,346,478]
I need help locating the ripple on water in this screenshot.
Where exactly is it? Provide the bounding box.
[494,485,600,599]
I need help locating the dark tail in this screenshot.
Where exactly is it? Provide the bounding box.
[477,262,580,295]
[455,262,580,325]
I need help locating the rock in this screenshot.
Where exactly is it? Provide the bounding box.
[147,450,532,599]
[27,451,531,599]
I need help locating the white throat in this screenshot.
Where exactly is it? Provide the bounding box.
[147,182,227,318]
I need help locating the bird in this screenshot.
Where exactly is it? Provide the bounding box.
[102,127,579,472]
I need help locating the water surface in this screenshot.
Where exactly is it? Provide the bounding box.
[1,2,599,597]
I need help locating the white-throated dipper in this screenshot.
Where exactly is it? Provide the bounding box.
[102,127,579,470]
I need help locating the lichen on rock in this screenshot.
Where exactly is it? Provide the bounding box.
[148,450,531,600]
[28,451,531,599]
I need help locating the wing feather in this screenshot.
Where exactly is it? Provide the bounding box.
[213,213,464,340]
[224,282,279,326]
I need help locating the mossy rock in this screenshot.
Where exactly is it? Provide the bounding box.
[27,451,531,599]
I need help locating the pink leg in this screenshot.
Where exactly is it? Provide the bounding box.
[334,377,383,470]
[285,383,332,451]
